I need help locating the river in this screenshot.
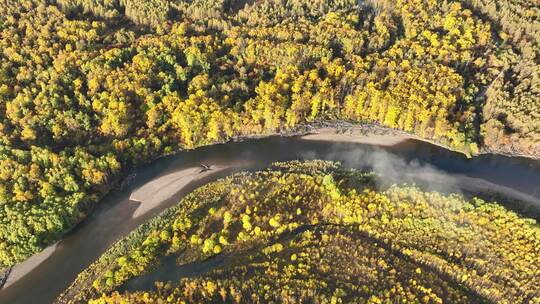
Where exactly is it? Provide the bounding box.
[1,135,539,304]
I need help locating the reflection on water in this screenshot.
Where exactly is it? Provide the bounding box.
[1,136,539,304]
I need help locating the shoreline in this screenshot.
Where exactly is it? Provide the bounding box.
[300,126,412,147]
[456,174,540,209]
[0,268,11,290]
[295,121,540,160]
[129,165,230,219]
[2,243,59,289]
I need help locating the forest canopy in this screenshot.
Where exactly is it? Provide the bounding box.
[0,0,539,266]
[60,161,540,304]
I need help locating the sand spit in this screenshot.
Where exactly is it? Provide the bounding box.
[403,170,540,210]
[4,243,59,288]
[301,127,412,146]
[457,175,540,208]
[130,165,229,218]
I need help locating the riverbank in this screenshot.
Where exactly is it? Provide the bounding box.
[2,243,58,289]
[286,121,539,160]
[130,165,230,218]
[457,174,540,211]
[297,121,480,159]
[301,126,411,147]
[0,268,11,289]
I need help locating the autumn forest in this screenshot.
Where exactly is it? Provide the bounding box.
[62,161,540,303]
[0,1,539,302]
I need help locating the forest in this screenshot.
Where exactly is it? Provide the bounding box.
[0,0,539,268]
[60,161,540,303]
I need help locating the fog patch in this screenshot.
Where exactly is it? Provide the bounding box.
[300,144,461,194]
